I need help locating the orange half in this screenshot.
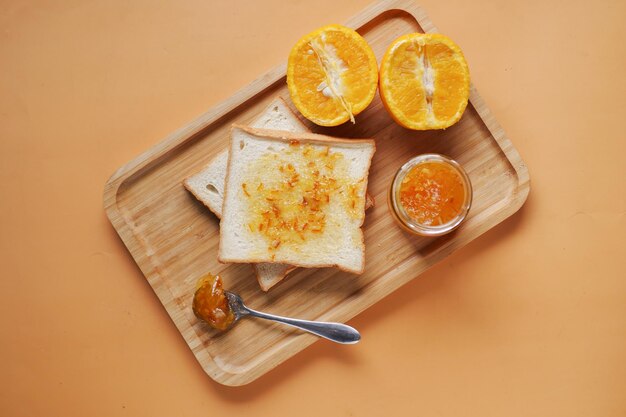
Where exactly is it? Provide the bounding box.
[287,24,378,126]
[379,33,470,130]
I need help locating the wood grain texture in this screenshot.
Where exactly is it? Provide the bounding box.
[103,0,529,386]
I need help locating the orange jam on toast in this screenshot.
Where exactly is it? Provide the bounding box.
[242,142,365,252]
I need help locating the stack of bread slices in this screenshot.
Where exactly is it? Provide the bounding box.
[184,97,375,291]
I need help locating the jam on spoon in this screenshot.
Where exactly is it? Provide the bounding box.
[190,272,360,343]
[192,273,235,331]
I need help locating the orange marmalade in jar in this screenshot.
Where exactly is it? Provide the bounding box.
[389,154,472,236]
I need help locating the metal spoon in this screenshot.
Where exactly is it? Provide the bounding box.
[225,291,361,344]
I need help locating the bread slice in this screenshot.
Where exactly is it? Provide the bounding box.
[185,97,374,289]
[218,125,376,274]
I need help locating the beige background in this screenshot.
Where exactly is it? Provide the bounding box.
[1,0,625,416]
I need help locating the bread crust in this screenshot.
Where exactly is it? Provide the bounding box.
[231,124,377,147]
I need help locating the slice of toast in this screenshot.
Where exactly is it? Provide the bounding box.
[219,125,376,274]
[184,98,374,289]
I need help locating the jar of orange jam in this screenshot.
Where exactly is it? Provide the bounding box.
[389,154,472,236]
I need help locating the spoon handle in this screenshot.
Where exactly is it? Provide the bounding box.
[243,308,361,344]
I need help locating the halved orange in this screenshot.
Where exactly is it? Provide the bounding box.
[287,24,378,126]
[379,33,470,130]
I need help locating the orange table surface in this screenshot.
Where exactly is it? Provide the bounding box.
[1,1,625,416]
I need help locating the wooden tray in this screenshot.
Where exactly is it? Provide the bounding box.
[104,0,529,386]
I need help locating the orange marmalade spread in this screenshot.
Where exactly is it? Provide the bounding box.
[242,142,365,252]
[399,161,465,226]
[192,273,234,331]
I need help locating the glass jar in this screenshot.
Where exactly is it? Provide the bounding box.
[388,153,472,236]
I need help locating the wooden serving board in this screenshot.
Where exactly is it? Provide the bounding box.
[104,0,529,386]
